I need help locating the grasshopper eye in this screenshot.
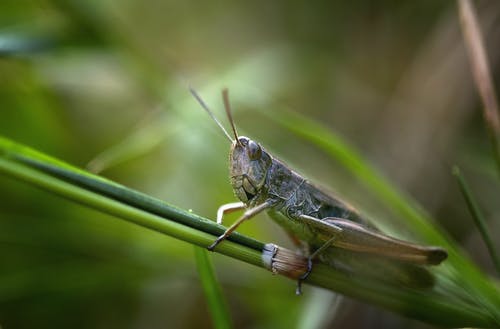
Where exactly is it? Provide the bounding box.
[247,140,262,160]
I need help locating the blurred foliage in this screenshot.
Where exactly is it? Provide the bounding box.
[1,1,500,329]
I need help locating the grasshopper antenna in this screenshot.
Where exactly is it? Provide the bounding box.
[222,88,242,147]
[190,87,233,143]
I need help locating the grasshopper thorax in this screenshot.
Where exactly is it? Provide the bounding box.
[230,136,272,205]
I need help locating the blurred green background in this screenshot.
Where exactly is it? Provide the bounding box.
[1,1,500,328]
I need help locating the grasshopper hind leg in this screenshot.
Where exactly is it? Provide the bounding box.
[296,236,337,295]
[296,258,313,295]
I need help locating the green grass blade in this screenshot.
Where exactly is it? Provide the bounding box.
[297,288,341,329]
[0,136,263,252]
[0,138,263,268]
[86,112,174,173]
[194,247,232,329]
[453,166,500,275]
[1,135,499,327]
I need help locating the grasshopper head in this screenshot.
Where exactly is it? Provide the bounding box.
[230,136,272,204]
[189,88,272,204]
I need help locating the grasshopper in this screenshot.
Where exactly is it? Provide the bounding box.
[191,88,447,294]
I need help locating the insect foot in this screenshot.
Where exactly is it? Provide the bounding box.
[207,237,223,251]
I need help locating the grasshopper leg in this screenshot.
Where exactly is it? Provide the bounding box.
[298,214,343,234]
[216,201,245,224]
[296,235,337,295]
[207,201,271,251]
[294,215,344,294]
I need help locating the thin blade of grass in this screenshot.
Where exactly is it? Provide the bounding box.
[297,288,341,329]
[458,0,500,176]
[452,166,500,275]
[1,135,499,327]
[194,247,232,329]
[0,136,263,252]
[86,111,173,174]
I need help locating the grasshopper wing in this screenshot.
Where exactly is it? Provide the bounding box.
[323,218,447,265]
